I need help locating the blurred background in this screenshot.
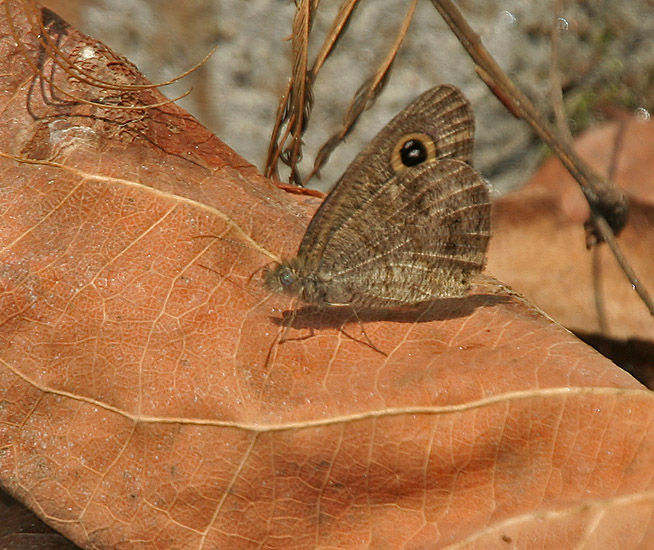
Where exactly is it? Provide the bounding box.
[41,0,654,194]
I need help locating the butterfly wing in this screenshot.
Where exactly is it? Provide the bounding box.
[298,85,475,271]
[309,159,490,307]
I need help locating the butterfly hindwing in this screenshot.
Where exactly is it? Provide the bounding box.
[312,159,490,307]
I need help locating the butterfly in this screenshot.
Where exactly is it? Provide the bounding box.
[264,85,490,310]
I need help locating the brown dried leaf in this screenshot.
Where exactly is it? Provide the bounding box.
[488,115,654,342]
[0,3,653,549]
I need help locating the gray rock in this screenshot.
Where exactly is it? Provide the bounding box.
[80,0,654,194]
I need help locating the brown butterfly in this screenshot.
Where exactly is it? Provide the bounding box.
[264,85,490,309]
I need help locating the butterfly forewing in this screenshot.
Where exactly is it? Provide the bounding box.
[297,85,475,273]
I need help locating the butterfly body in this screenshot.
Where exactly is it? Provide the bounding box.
[264,85,491,309]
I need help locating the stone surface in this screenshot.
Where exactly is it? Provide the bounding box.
[47,1,654,193]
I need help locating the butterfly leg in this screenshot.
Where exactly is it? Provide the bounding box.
[263,298,314,370]
[327,303,388,357]
[277,301,318,345]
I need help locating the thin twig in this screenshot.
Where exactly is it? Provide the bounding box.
[305,0,417,185]
[548,0,573,144]
[310,0,362,78]
[429,0,628,234]
[550,0,606,329]
[264,81,293,180]
[591,246,609,334]
[428,0,654,317]
[264,0,371,184]
[6,1,192,111]
[286,0,315,185]
[265,0,415,186]
[24,0,215,92]
[263,0,320,185]
[607,119,628,186]
[591,117,630,331]
[593,214,653,314]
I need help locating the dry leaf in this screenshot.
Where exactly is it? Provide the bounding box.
[0,3,652,549]
[488,115,654,343]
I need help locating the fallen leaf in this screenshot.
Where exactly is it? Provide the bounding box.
[0,3,652,549]
[487,114,654,387]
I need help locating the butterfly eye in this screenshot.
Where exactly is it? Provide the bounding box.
[399,139,427,166]
[391,132,436,173]
[279,268,295,287]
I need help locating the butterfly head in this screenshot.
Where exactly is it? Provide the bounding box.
[263,258,306,298]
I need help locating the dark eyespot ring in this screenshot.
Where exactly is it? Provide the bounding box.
[399,138,428,167]
[391,133,436,173]
[279,268,295,287]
